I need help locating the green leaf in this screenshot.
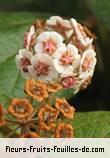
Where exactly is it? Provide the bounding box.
[73,111,110,137]
[0,12,109,138]
[87,0,110,30]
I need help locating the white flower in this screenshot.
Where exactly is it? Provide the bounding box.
[24,25,35,50]
[53,44,80,74]
[46,16,73,38]
[29,54,58,81]
[34,31,64,56]
[15,49,32,79]
[79,49,97,79]
[71,18,93,47]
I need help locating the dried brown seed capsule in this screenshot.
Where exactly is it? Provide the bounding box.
[55,123,74,138]
[55,98,75,119]
[38,120,56,131]
[8,98,33,119]
[24,79,48,102]
[38,104,59,131]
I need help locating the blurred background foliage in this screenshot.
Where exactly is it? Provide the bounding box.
[0,0,110,111]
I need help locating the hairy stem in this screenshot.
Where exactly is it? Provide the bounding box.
[5,125,21,138]
[5,118,22,125]
[21,123,30,135]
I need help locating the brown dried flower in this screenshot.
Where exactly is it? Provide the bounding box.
[21,132,40,138]
[8,98,33,119]
[38,104,59,131]
[55,123,74,138]
[55,98,75,119]
[38,120,56,131]
[24,79,48,102]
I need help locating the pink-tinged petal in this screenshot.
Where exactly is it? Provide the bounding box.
[16,49,32,79]
[80,49,96,74]
[29,54,58,81]
[53,44,80,74]
[71,18,93,47]
[61,76,76,88]
[24,25,35,50]
[46,16,73,38]
[34,31,64,56]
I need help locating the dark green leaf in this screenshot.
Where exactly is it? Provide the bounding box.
[87,0,110,30]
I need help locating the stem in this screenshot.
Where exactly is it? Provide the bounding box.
[25,94,34,104]
[31,100,45,118]
[5,118,22,125]
[45,93,55,106]
[27,96,34,105]
[26,118,38,124]
[21,124,30,135]
[30,107,39,118]
[5,125,21,138]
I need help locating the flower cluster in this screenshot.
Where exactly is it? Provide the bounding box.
[0,16,97,138]
[24,79,62,102]
[16,16,97,93]
[0,80,75,138]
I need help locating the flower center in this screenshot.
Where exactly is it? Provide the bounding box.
[43,39,56,55]
[60,51,73,65]
[60,103,69,112]
[43,112,54,123]
[82,57,92,71]
[32,86,42,96]
[34,62,49,76]
[14,104,26,114]
[20,58,31,72]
